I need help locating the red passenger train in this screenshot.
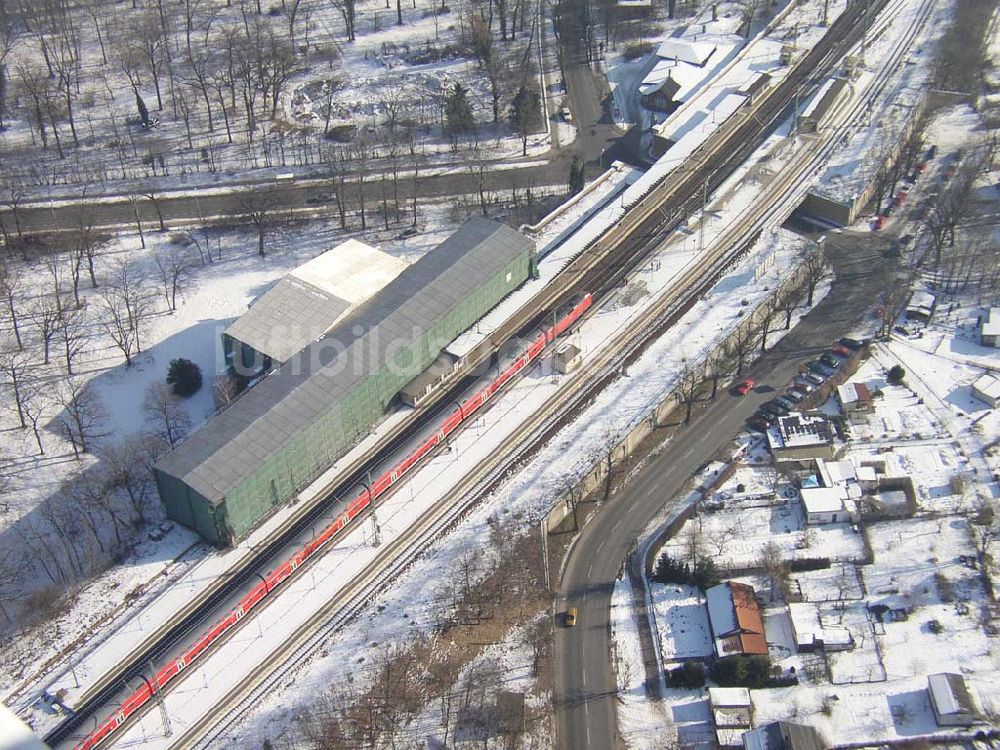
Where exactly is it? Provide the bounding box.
[74,293,593,750]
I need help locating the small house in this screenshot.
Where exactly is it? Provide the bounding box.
[927,672,978,726]
[971,373,1000,409]
[800,486,851,525]
[742,721,826,750]
[706,582,768,658]
[553,343,582,374]
[710,687,753,749]
[980,308,1000,347]
[905,290,936,323]
[836,382,873,414]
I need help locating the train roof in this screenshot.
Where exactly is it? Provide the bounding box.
[155,217,534,505]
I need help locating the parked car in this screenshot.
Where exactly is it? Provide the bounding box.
[735,378,754,395]
[774,396,797,411]
[801,372,825,386]
[762,400,790,417]
[784,390,805,403]
[873,215,886,230]
[565,607,578,627]
[754,410,777,425]
[790,381,815,395]
[831,344,852,357]
[746,416,771,433]
[839,337,864,350]
[809,361,837,377]
[819,353,842,369]
[306,192,334,205]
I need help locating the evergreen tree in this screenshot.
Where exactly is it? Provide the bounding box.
[444,83,475,148]
[887,364,906,384]
[167,358,203,397]
[136,93,151,128]
[509,84,542,156]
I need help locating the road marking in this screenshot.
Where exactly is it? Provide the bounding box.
[588,562,593,576]
[597,539,605,553]
[612,519,622,532]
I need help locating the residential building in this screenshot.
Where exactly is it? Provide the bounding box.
[742,721,826,750]
[928,672,978,726]
[706,582,768,658]
[971,373,1000,409]
[980,308,1000,347]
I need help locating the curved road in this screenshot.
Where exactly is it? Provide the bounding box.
[555,227,897,748]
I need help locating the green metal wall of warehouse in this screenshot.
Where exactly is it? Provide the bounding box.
[154,228,531,546]
[218,254,528,542]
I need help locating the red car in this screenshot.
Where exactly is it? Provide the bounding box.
[873,215,885,231]
[735,378,754,395]
[831,344,852,357]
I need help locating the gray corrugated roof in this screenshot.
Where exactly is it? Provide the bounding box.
[156,217,533,504]
[223,276,352,363]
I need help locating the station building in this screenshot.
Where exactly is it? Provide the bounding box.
[222,239,409,378]
[155,218,535,545]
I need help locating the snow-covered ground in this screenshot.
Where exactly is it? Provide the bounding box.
[0,0,558,193]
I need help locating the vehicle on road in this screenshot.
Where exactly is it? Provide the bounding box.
[839,337,864,350]
[560,106,573,122]
[735,378,754,395]
[565,607,578,627]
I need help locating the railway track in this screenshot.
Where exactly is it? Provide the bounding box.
[53,1,895,745]
[131,3,940,741]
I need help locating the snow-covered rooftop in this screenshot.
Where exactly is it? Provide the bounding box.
[800,486,848,514]
[656,38,718,66]
[982,307,1000,337]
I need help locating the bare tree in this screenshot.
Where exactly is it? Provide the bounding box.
[100,257,152,365]
[32,297,61,365]
[56,306,87,375]
[800,248,829,307]
[759,540,789,603]
[21,380,47,455]
[212,373,242,410]
[676,358,705,424]
[154,247,193,312]
[238,187,282,257]
[0,345,33,428]
[0,264,24,349]
[143,382,192,446]
[331,0,358,41]
[55,376,108,458]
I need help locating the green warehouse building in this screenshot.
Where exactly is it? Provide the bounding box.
[154,217,535,545]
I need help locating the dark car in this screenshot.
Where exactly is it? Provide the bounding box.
[820,353,843,369]
[927,144,938,159]
[807,361,834,377]
[839,337,864,350]
[746,416,771,433]
[306,193,334,205]
[791,382,814,395]
[802,371,825,385]
[784,390,805,403]
[774,396,797,410]
[761,400,790,417]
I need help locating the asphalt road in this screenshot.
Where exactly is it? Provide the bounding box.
[554,226,898,748]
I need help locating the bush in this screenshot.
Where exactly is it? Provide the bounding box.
[667,661,705,688]
[651,555,720,590]
[789,557,831,572]
[623,41,654,60]
[710,655,771,688]
[887,364,906,384]
[167,358,203,397]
